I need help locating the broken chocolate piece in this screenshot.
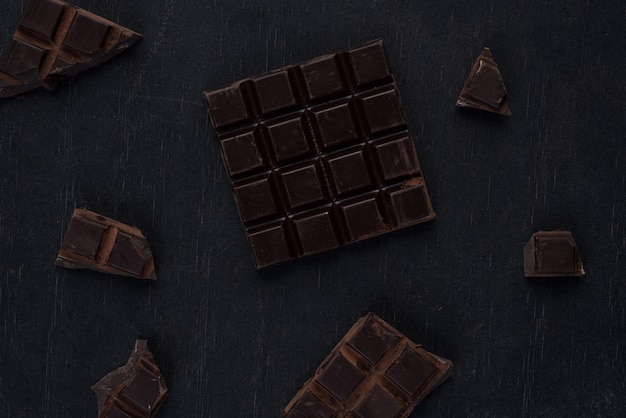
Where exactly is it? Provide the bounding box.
[55,209,157,280]
[92,339,168,418]
[456,47,511,115]
[524,230,585,277]
[283,313,453,417]
[0,0,142,99]
[204,39,435,268]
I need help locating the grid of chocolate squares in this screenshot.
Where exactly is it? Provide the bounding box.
[204,40,435,268]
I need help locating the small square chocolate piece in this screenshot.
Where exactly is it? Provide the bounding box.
[523,230,585,277]
[291,209,339,256]
[247,221,292,268]
[338,195,386,242]
[325,147,373,196]
[0,39,46,77]
[311,100,361,149]
[263,115,313,163]
[299,54,347,101]
[204,40,435,268]
[206,85,252,129]
[279,163,327,210]
[383,181,434,227]
[373,135,421,182]
[316,354,366,402]
[234,176,281,223]
[61,218,105,261]
[219,129,265,176]
[354,386,405,418]
[347,314,399,365]
[252,70,299,115]
[347,41,392,87]
[283,313,453,417]
[386,347,438,396]
[63,12,110,54]
[284,392,334,418]
[356,87,406,135]
[18,0,65,40]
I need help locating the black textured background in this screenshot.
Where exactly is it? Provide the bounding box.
[1,0,625,417]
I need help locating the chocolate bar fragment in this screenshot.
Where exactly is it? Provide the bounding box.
[456,48,511,115]
[284,313,453,417]
[92,339,168,418]
[204,40,435,268]
[524,230,585,277]
[55,209,157,280]
[0,0,141,99]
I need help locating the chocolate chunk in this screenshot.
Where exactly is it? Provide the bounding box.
[55,209,157,280]
[284,313,453,417]
[204,40,435,268]
[456,48,511,115]
[92,340,168,418]
[0,0,141,99]
[524,230,585,277]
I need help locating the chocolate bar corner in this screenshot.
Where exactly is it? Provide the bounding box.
[283,313,453,417]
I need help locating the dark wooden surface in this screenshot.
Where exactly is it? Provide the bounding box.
[1,0,625,416]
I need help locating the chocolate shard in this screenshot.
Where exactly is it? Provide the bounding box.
[92,340,168,418]
[456,47,511,115]
[204,39,435,268]
[524,230,585,277]
[283,313,453,417]
[55,209,157,280]
[0,0,142,99]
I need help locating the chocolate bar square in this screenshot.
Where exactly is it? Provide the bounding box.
[205,40,435,268]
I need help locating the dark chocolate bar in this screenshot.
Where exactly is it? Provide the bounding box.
[284,313,453,417]
[92,339,168,418]
[456,48,511,115]
[204,40,435,268]
[524,230,585,277]
[55,209,157,280]
[0,0,141,99]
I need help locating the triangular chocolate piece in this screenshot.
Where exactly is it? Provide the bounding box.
[55,209,157,280]
[92,340,168,417]
[456,48,511,115]
[0,0,142,99]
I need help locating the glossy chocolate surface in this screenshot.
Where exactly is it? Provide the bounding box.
[204,40,435,268]
[91,340,168,418]
[55,209,157,280]
[523,230,585,277]
[0,0,141,99]
[456,47,511,115]
[283,313,453,417]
